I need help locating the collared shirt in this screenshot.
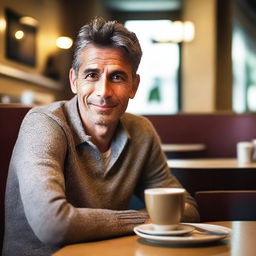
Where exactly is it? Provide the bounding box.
[3,96,198,256]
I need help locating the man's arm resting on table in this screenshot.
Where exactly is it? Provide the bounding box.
[182,202,200,222]
[14,112,149,246]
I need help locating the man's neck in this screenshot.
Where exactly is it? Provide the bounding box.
[86,123,117,153]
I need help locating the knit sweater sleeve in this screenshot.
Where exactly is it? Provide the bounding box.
[12,112,148,246]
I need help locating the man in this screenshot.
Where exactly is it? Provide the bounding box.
[3,17,199,256]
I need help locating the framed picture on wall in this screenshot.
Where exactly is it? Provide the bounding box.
[5,8,37,67]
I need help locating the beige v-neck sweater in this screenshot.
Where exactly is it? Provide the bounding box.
[3,96,198,256]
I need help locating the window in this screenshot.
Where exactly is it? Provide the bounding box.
[232,25,256,113]
[232,1,256,113]
[125,20,180,115]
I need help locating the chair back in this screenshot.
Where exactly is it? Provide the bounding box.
[0,104,31,251]
[195,190,256,222]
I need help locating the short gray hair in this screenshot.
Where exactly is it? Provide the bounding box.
[72,17,142,76]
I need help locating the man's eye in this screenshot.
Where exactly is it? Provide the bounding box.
[112,74,124,82]
[85,73,99,80]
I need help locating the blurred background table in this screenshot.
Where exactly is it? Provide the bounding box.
[167,158,256,197]
[161,143,206,159]
[52,221,256,256]
[168,158,256,169]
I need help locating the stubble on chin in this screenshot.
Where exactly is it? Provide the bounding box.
[90,110,111,125]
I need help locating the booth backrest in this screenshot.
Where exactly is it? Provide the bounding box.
[195,190,256,221]
[0,104,31,251]
[145,113,256,157]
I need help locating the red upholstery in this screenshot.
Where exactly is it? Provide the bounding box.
[145,114,256,157]
[0,105,31,251]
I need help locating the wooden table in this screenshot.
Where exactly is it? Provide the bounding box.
[167,158,256,169]
[53,221,256,256]
[161,143,206,159]
[167,158,256,196]
[162,143,206,152]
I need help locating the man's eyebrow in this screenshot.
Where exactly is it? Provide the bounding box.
[82,68,100,75]
[111,70,128,78]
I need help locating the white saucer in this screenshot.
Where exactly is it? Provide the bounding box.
[134,223,231,245]
[134,223,195,236]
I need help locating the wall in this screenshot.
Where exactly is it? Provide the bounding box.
[0,0,110,104]
[146,113,256,157]
[0,0,67,103]
[215,0,232,111]
[182,0,217,112]
[0,0,230,111]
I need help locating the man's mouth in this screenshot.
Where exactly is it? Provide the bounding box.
[91,103,116,111]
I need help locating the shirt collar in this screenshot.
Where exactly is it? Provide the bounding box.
[65,96,91,146]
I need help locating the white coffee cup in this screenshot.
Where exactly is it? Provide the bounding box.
[237,141,253,165]
[144,188,185,231]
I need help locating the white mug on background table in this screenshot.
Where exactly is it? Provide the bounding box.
[237,141,253,164]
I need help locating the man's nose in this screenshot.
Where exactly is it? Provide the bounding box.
[96,77,112,97]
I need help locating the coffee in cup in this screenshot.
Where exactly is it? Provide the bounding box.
[144,187,185,231]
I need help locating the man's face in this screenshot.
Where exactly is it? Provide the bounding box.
[70,44,140,128]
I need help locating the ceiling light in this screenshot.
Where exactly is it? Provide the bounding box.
[183,21,195,42]
[56,36,73,49]
[0,18,6,31]
[15,30,24,40]
[19,16,39,27]
[152,20,195,43]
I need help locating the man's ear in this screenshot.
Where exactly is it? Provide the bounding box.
[69,68,78,94]
[129,74,140,99]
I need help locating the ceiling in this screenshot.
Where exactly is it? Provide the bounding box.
[104,0,182,12]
